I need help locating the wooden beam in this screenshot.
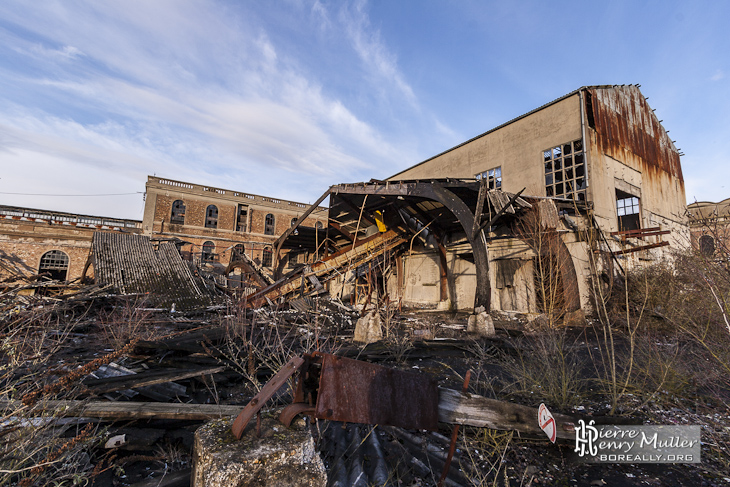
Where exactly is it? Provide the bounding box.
[473,188,526,239]
[0,400,243,421]
[83,366,226,394]
[437,388,578,440]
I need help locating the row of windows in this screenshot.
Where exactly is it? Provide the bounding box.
[200,241,276,267]
[170,200,277,235]
[472,139,586,202]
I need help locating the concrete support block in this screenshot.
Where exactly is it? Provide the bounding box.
[467,306,495,336]
[353,310,383,344]
[436,299,452,311]
[192,413,326,487]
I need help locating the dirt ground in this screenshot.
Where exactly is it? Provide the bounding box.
[3,298,730,486]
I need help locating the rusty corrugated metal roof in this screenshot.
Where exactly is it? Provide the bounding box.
[92,232,223,310]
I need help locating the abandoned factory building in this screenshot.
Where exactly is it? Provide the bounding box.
[268,85,688,315]
[2,84,690,317]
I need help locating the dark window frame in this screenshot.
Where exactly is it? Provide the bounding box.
[264,214,275,235]
[170,200,186,225]
[205,205,218,228]
[202,241,216,262]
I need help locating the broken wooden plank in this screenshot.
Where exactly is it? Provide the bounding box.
[84,366,226,394]
[0,400,242,421]
[437,388,577,440]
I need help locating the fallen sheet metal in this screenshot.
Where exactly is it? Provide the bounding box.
[313,353,439,431]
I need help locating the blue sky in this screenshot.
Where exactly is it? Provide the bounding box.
[0,1,728,219]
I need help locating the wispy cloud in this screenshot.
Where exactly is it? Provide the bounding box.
[338,0,418,108]
[0,0,432,215]
[710,69,725,82]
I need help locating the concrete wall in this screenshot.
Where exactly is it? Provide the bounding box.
[392,94,583,198]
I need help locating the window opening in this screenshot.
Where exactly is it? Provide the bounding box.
[233,243,245,260]
[236,205,248,232]
[475,166,502,189]
[170,200,185,225]
[39,250,69,281]
[265,214,275,235]
[316,221,323,230]
[544,140,585,201]
[202,241,216,262]
[699,235,715,257]
[616,189,641,231]
[205,205,218,228]
[262,246,272,267]
[288,251,299,267]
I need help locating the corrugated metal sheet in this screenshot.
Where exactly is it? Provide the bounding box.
[92,232,221,310]
[588,86,683,182]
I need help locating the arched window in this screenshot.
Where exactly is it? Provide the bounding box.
[315,221,323,230]
[170,200,185,225]
[291,218,298,227]
[205,205,218,228]
[264,214,275,235]
[39,250,69,281]
[233,243,245,260]
[699,235,715,257]
[262,246,272,267]
[202,241,215,262]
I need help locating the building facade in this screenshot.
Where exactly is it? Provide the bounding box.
[0,205,142,284]
[386,85,688,312]
[687,198,730,257]
[142,176,329,272]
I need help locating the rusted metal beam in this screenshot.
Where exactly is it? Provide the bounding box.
[609,241,670,255]
[273,187,331,278]
[610,226,661,236]
[231,355,305,439]
[328,221,356,241]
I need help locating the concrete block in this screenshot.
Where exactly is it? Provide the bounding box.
[467,307,495,336]
[353,310,382,344]
[192,413,326,487]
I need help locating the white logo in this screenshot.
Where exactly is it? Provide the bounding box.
[574,419,599,457]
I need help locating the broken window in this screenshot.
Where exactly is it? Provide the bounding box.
[265,214,275,235]
[202,241,216,262]
[233,243,245,260]
[38,250,69,281]
[170,200,185,225]
[262,246,272,267]
[205,205,218,228]
[236,205,248,232]
[543,140,586,201]
[699,235,715,257]
[316,221,323,229]
[475,166,502,189]
[616,190,641,231]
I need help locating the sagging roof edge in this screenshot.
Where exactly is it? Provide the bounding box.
[387,84,630,180]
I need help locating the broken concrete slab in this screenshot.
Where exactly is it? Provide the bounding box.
[466,306,495,336]
[192,413,326,487]
[353,310,382,344]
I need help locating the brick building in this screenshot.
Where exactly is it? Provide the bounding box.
[141,176,328,272]
[687,198,730,257]
[0,205,142,284]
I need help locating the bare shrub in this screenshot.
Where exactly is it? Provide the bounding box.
[97,296,159,349]
[498,329,586,410]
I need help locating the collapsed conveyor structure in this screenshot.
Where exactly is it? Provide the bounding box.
[248,178,534,310]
